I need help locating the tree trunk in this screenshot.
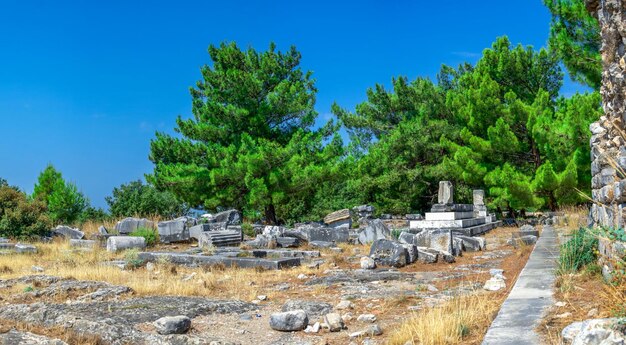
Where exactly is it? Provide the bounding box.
[264,204,278,225]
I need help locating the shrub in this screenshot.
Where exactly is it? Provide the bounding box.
[129,227,159,247]
[106,180,189,219]
[241,223,255,238]
[0,186,52,239]
[558,227,598,274]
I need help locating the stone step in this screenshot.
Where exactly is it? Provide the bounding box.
[409,217,486,230]
[450,221,502,236]
[424,211,475,221]
[199,230,242,248]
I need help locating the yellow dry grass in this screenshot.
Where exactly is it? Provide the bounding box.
[388,292,502,345]
[0,239,316,301]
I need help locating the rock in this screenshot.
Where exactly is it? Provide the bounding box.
[305,322,321,333]
[269,310,308,331]
[282,300,333,320]
[562,318,626,345]
[587,308,599,317]
[360,256,376,269]
[31,265,44,272]
[212,209,241,225]
[483,277,506,291]
[369,239,408,268]
[106,236,146,252]
[146,262,155,271]
[357,314,377,323]
[402,243,418,263]
[324,209,352,229]
[358,219,391,244]
[367,324,383,336]
[0,329,68,345]
[153,315,191,335]
[336,300,354,310]
[555,301,567,307]
[309,241,335,248]
[297,273,308,280]
[98,226,108,235]
[306,227,350,243]
[157,217,191,243]
[342,312,354,322]
[15,243,37,254]
[454,235,486,251]
[324,312,344,332]
[405,214,423,220]
[416,247,438,263]
[556,312,573,319]
[115,217,154,234]
[507,235,538,247]
[276,237,300,248]
[52,225,84,239]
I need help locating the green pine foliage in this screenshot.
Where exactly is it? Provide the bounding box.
[105,180,188,219]
[33,164,89,224]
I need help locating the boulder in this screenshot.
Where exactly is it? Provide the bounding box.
[281,300,333,320]
[115,217,154,234]
[212,209,241,225]
[153,315,191,335]
[357,314,377,323]
[369,239,409,268]
[483,277,506,291]
[15,243,37,254]
[360,256,376,269]
[157,217,191,243]
[269,310,308,331]
[353,205,375,219]
[106,236,146,252]
[401,243,418,263]
[324,209,352,229]
[507,235,538,247]
[416,247,438,263]
[454,235,486,251]
[562,318,626,345]
[52,225,84,240]
[358,219,391,244]
[323,313,344,332]
[98,226,108,236]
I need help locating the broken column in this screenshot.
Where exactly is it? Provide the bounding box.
[106,236,146,252]
[473,189,488,218]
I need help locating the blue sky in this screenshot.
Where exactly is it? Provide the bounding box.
[0,0,587,208]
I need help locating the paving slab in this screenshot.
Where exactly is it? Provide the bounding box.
[482,225,559,345]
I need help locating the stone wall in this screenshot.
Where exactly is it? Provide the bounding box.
[586,0,626,228]
[598,237,626,280]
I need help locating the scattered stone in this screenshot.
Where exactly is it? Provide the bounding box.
[357,314,377,323]
[106,236,146,252]
[31,265,44,272]
[199,230,242,248]
[15,243,37,254]
[455,235,486,251]
[153,315,191,335]
[157,217,191,243]
[281,300,333,320]
[269,310,308,331]
[416,247,438,263]
[324,312,345,332]
[507,235,538,247]
[305,322,321,333]
[146,262,155,271]
[181,272,196,282]
[276,236,300,248]
[324,209,352,229]
[483,277,506,291]
[369,239,408,268]
[562,318,626,345]
[0,329,67,345]
[297,273,308,280]
[342,312,354,322]
[556,312,573,319]
[257,295,267,301]
[309,241,335,248]
[555,301,567,307]
[358,219,391,244]
[52,225,85,240]
[336,300,354,310]
[115,217,154,234]
[360,256,376,269]
[212,209,241,225]
[98,226,108,236]
[587,308,599,317]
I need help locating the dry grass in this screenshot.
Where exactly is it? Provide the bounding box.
[388,292,503,345]
[0,319,105,345]
[555,205,589,234]
[0,239,316,301]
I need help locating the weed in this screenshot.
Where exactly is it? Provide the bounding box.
[558,227,598,274]
[129,227,159,247]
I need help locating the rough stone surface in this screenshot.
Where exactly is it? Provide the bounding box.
[360,256,376,269]
[153,315,191,335]
[324,209,352,229]
[52,225,85,240]
[438,181,454,204]
[269,310,308,331]
[507,235,538,247]
[358,219,391,244]
[106,236,146,252]
[369,239,408,268]
[212,209,241,225]
[69,239,97,248]
[324,312,344,332]
[281,300,333,320]
[157,217,191,243]
[114,217,154,234]
[562,318,626,345]
[0,330,67,345]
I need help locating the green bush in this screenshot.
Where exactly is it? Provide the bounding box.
[129,227,159,247]
[558,227,598,274]
[241,223,255,238]
[0,185,52,239]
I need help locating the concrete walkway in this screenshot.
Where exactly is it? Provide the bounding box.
[482,225,559,345]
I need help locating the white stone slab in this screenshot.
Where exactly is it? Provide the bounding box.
[425,211,474,221]
[409,217,486,230]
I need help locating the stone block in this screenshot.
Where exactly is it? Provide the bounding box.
[306,227,349,243]
[157,217,190,243]
[369,239,408,268]
[15,243,36,254]
[115,218,154,234]
[416,247,438,263]
[454,235,485,251]
[437,181,454,204]
[189,224,210,241]
[324,209,352,229]
[424,211,474,220]
[429,203,474,213]
[106,236,146,252]
[276,237,299,248]
[52,225,85,240]
[473,189,485,205]
[212,209,241,225]
[357,219,390,244]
